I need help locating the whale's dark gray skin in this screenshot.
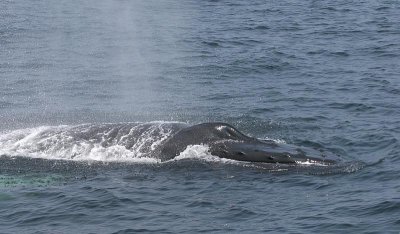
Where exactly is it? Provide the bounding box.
[160,123,339,164]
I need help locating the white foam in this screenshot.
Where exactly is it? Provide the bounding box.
[172,144,215,161]
[171,144,246,165]
[263,137,286,144]
[295,159,329,166]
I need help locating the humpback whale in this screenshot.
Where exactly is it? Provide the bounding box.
[0,122,339,165]
[160,122,338,164]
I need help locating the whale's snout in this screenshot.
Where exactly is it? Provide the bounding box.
[210,140,338,165]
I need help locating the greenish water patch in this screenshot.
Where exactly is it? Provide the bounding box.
[0,174,65,188]
[0,193,15,201]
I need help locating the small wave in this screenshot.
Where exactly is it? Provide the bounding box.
[0,101,13,109]
[254,25,269,30]
[328,102,375,112]
[202,41,220,47]
[375,6,390,11]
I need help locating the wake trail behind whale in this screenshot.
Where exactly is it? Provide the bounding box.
[0,122,185,163]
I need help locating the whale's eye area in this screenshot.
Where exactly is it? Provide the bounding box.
[226,128,235,136]
[224,127,237,138]
[236,151,246,156]
[268,156,274,160]
[216,125,241,139]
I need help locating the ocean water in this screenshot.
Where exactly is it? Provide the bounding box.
[1,0,399,233]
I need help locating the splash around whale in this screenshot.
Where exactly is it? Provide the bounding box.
[0,122,340,165]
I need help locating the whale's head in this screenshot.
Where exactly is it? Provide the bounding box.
[161,122,339,164]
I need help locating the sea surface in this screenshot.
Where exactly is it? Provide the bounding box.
[1,0,400,233]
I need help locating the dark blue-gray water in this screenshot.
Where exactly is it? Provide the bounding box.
[1,0,400,233]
